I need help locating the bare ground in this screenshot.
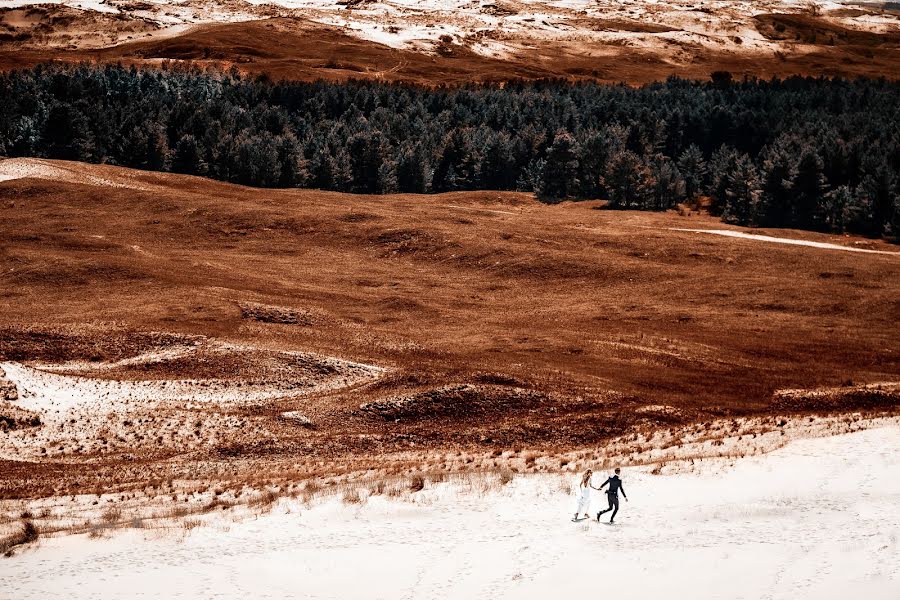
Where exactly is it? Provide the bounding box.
[2,4,900,83]
[0,158,897,513]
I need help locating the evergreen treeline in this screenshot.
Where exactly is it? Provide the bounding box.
[1,64,899,238]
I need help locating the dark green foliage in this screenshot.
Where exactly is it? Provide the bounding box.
[604,149,653,209]
[396,141,429,193]
[537,131,580,200]
[757,135,797,227]
[707,146,740,217]
[650,158,686,210]
[677,144,706,202]
[858,155,898,237]
[1,64,898,239]
[173,134,207,176]
[793,149,827,230]
[722,154,760,225]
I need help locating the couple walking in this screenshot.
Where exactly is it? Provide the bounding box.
[574,468,627,523]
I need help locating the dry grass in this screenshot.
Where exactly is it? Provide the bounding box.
[3,412,894,546]
[341,488,364,504]
[101,507,122,524]
[1,520,38,556]
[5,12,900,83]
[0,159,897,503]
[409,475,426,493]
[181,519,203,531]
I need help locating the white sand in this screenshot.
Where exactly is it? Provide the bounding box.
[0,157,151,191]
[0,348,383,460]
[6,425,900,599]
[6,1,899,58]
[673,228,900,255]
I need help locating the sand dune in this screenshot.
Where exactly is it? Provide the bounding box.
[5,424,900,599]
[672,228,900,255]
[1,158,897,492]
[3,1,900,82]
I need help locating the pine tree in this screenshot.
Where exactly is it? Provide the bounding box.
[479,132,516,190]
[331,148,354,193]
[603,149,654,209]
[519,158,545,193]
[378,159,398,194]
[347,131,383,194]
[722,154,759,225]
[44,103,95,161]
[792,149,827,230]
[309,149,333,190]
[757,137,797,227]
[842,187,874,235]
[8,115,41,157]
[538,131,580,200]
[577,129,608,199]
[275,133,310,188]
[444,164,460,191]
[396,142,429,193]
[676,144,706,202]
[890,195,900,239]
[651,158,686,210]
[432,130,475,192]
[858,156,897,235]
[707,146,740,216]
[823,185,852,232]
[144,123,170,172]
[173,134,207,176]
[228,132,280,186]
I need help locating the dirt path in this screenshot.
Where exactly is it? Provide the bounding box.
[672,228,900,255]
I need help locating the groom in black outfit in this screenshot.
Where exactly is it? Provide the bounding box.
[593,467,627,523]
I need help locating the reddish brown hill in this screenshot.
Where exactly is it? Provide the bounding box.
[3,16,900,83]
[1,159,897,413]
[0,158,898,496]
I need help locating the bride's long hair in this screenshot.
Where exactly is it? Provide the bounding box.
[580,469,593,488]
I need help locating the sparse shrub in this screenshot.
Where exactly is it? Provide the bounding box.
[182,519,203,531]
[1,520,38,555]
[101,507,122,524]
[342,488,364,504]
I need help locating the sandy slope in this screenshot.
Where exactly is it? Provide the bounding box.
[1,158,899,497]
[6,0,898,56]
[5,424,899,599]
[672,228,900,255]
[3,1,900,82]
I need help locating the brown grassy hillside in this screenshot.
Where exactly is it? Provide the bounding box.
[0,158,898,497]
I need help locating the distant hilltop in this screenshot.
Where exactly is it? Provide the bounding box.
[2,1,900,83]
